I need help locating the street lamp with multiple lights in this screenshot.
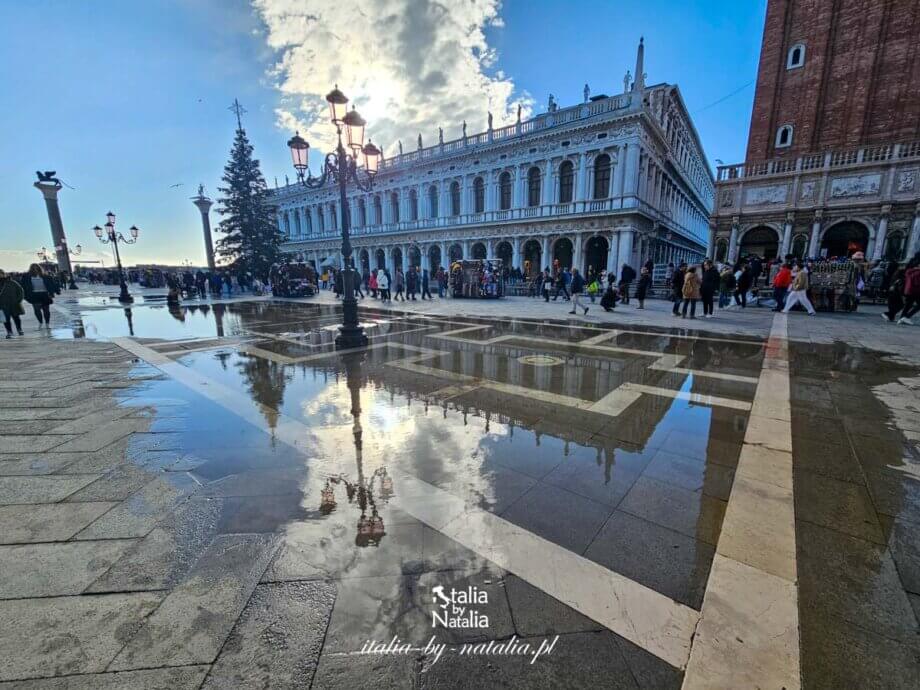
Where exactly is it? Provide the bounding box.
[93,212,139,304]
[287,85,382,349]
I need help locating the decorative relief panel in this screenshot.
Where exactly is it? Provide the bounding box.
[744,185,788,205]
[719,189,734,208]
[897,169,917,193]
[830,173,881,198]
[800,181,816,201]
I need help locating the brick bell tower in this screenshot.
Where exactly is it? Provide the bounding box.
[746,0,920,162]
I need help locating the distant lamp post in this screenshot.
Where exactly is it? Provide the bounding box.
[286,85,382,349]
[93,212,139,303]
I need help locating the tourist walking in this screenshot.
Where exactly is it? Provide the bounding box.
[569,268,589,316]
[406,266,418,301]
[620,263,636,304]
[635,267,651,309]
[783,263,816,315]
[734,264,752,308]
[376,269,390,301]
[681,265,701,318]
[421,269,432,299]
[700,260,719,318]
[23,264,56,328]
[601,281,617,311]
[542,269,552,302]
[671,262,686,315]
[0,270,25,338]
[897,258,920,324]
[772,263,792,311]
[718,265,735,308]
[394,269,405,301]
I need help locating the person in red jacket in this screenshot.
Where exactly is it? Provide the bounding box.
[899,258,920,325]
[772,263,793,312]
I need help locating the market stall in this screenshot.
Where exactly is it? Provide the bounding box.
[449,259,504,298]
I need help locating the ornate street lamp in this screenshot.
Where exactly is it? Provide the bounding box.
[287,85,382,349]
[93,211,140,303]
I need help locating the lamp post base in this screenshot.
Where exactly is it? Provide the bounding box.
[335,327,369,350]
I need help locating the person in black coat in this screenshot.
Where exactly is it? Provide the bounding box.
[620,263,636,304]
[635,267,652,309]
[421,269,432,300]
[22,263,58,327]
[671,263,686,315]
[700,259,720,317]
[735,264,752,308]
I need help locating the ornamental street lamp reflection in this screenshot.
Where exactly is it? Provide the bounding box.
[286,85,382,350]
[318,353,394,547]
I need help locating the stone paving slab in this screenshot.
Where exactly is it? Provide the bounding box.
[203,580,336,689]
[0,502,117,544]
[0,592,163,681]
[108,533,278,670]
[0,539,137,599]
[0,475,100,505]
[0,666,211,690]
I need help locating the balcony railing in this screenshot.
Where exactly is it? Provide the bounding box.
[282,194,709,249]
[376,92,637,172]
[716,140,920,181]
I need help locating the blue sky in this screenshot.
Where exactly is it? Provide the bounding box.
[0,0,767,268]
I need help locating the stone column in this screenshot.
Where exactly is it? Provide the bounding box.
[33,180,73,275]
[192,190,216,271]
[907,203,920,259]
[462,240,470,259]
[606,231,619,275]
[622,143,640,199]
[808,210,823,258]
[872,206,891,261]
[727,218,740,263]
[543,159,554,210]
[706,222,717,260]
[440,241,449,268]
[576,153,588,203]
[573,233,583,273]
[780,212,794,257]
[618,229,634,269]
[541,236,550,268]
[511,237,521,269]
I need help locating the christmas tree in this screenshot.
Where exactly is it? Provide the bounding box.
[215,102,282,279]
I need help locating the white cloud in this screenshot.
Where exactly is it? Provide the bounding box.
[253,0,531,158]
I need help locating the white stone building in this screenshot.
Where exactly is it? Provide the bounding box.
[272,41,713,279]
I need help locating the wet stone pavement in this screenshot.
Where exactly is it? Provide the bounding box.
[0,285,918,688]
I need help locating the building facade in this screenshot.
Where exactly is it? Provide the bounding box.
[273,41,713,278]
[712,0,920,264]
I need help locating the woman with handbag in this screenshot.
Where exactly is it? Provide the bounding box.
[0,270,26,338]
[22,264,57,328]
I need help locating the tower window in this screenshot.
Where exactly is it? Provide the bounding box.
[787,43,805,69]
[775,124,794,148]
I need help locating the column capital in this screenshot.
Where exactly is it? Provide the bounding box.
[731,215,740,228]
[813,209,824,222]
[33,180,62,201]
[784,211,795,225]
[880,204,892,218]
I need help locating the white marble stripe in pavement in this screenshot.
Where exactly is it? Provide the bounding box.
[112,336,701,670]
[682,313,800,690]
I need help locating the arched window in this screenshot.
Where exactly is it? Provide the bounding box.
[791,233,808,259]
[317,207,325,233]
[527,167,541,207]
[558,160,574,203]
[283,212,291,236]
[390,193,400,223]
[428,185,439,219]
[450,181,461,216]
[499,172,512,210]
[293,210,302,237]
[775,125,793,148]
[358,198,366,227]
[409,189,418,221]
[473,177,485,213]
[787,43,805,69]
[373,196,382,225]
[593,154,611,199]
[304,209,312,235]
[329,203,338,231]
